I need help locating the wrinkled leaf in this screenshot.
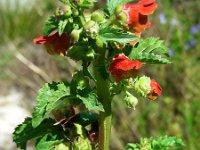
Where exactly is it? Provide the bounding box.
[128,38,171,64]
[13,118,65,150]
[98,27,137,44]
[32,82,70,127]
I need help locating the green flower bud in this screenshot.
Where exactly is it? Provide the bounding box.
[117,12,128,27]
[74,0,97,9]
[72,8,79,16]
[83,20,99,38]
[115,4,123,15]
[55,6,72,17]
[134,76,151,97]
[70,28,83,42]
[91,10,105,23]
[63,5,72,17]
[124,91,138,109]
[55,143,70,150]
[96,37,104,48]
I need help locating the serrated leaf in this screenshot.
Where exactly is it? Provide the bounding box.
[13,118,64,150]
[58,19,68,36]
[150,135,185,150]
[77,89,104,111]
[107,0,132,15]
[43,16,58,36]
[97,27,138,44]
[124,135,184,150]
[70,72,104,111]
[32,82,70,128]
[128,38,171,64]
[35,134,64,150]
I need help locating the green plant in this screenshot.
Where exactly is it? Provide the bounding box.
[13,0,184,149]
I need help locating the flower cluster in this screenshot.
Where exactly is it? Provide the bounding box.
[115,0,157,37]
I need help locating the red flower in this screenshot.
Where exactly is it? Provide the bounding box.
[33,32,71,56]
[147,79,162,100]
[109,55,143,80]
[116,0,157,40]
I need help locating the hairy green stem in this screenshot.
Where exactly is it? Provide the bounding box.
[94,50,112,150]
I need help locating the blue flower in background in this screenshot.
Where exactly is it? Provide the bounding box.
[184,39,197,50]
[170,17,178,26]
[190,24,199,35]
[169,48,175,57]
[159,13,167,24]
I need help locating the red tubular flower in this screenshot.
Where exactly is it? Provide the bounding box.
[109,55,143,80]
[147,79,162,100]
[33,32,71,56]
[116,0,157,44]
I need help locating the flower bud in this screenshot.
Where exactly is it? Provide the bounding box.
[55,6,72,17]
[91,10,105,23]
[134,76,151,97]
[124,91,138,109]
[70,28,83,42]
[72,8,79,16]
[96,37,104,48]
[83,20,99,38]
[55,143,70,150]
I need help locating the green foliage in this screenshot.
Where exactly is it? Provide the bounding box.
[98,27,138,44]
[35,134,64,150]
[107,0,132,15]
[124,136,184,150]
[43,16,58,36]
[128,38,171,64]
[32,82,71,128]
[13,118,66,150]
[58,19,68,36]
[70,72,104,111]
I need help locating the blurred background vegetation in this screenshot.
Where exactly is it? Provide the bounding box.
[0,0,200,149]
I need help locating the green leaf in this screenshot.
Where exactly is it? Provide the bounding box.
[150,135,185,150]
[58,19,68,36]
[77,89,104,111]
[13,118,65,150]
[43,16,58,36]
[107,0,132,15]
[32,82,70,128]
[124,135,184,150]
[70,72,104,111]
[98,27,138,44]
[128,38,171,64]
[35,134,64,150]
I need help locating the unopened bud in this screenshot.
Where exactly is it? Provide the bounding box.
[70,28,82,42]
[91,10,105,23]
[134,76,151,97]
[96,37,104,48]
[55,6,72,17]
[124,91,138,109]
[84,20,99,38]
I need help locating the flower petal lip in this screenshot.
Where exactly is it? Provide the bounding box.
[147,79,162,100]
[33,36,49,44]
[33,32,71,55]
[109,55,143,80]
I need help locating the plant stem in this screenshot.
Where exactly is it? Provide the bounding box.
[93,50,112,150]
